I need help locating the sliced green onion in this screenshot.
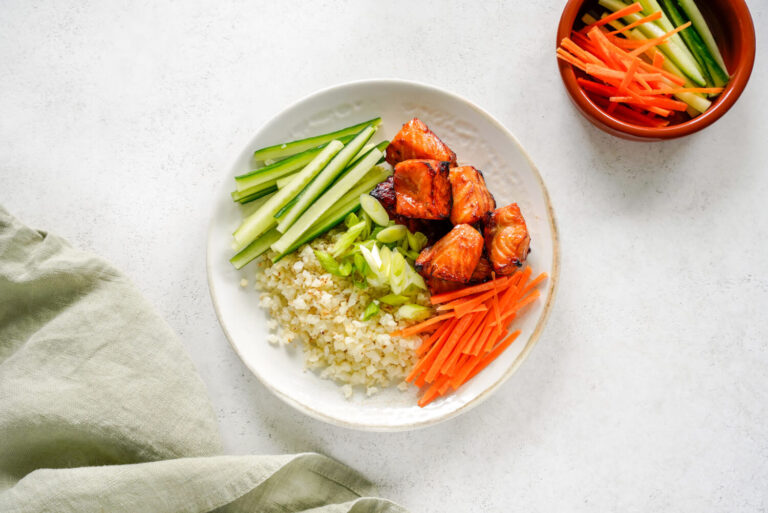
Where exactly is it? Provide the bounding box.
[314,250,340,276]
[379,294,410,306]
[344,211,360,228]
[360,194,390,226]
[338,260,353,277]
[362,301,380,321]
[376,224,407,244]
[397,304,432,321]
[407,231,428,252]
[332,220,367,257]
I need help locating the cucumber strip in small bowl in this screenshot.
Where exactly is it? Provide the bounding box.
[659,0,729,87]
[277,125,376,233]
[270,148,382,255]
[235,135,354,192]
[677,0,728,74]
[636,0,708,83]
[252,117,381,162]
[233,140,343,250]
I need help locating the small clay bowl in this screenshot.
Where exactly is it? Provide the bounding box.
[557,0,756,141]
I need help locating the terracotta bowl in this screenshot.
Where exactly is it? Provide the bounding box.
[557,0,756,141]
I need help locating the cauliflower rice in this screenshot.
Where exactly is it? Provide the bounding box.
[253,231,430,397]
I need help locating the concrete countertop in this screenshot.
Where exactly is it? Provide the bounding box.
[1,1,766,511]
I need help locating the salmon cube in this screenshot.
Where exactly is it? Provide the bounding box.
[370,176,452,240]
[426,277,464,295]
[449,166,496,225]
[470,256,493,283]
[415,224,484,284]
[386,118,457,167]
[394,159,452,220]
[484,203,531,275]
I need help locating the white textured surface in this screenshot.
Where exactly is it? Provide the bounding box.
[1,1,766,511]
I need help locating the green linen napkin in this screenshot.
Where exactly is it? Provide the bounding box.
[0,206,406,513]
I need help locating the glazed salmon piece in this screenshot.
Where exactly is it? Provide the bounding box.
[484,203,531,275]
[394,159,452,220]
[370,176,452,243]
[449,166,496,225]
[426,277,464,295]
[415,224,484,284]
[386,118,457,167]
[470,255,493,283]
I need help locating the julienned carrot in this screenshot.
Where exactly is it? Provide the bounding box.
[652,51,665,69]
[442,311,485,376]
[415,319,451,356]
[608,11,662,35]
[587,93,669,127]
[557,16,709,124]
[578,78,620,97]
[408,269,546,406]
[390,312,454,338]
[561,38,604,65]
[467,331,521,383]
[519,272,548,298]
[609,96,688,111]
[642,87,724,95]
[453,289,500,317]
[450,330,521,390]
[585,65,664,83]
[406,317,456,382]
[647,106,672,117]
[557,49,587,72]
[628,21,692,58]
[429,276,509,305]
[492,281,502,339]
[491,289,541,328]
[437,287,496,311]
[425,314,474,382]
[582,2,642,30]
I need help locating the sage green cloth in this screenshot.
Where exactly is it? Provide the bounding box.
[0,206,406,513]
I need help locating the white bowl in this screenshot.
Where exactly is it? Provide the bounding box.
[207,79,559,431]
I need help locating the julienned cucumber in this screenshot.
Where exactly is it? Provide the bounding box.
[271,148,383,255]
[277,126,376,233]
[230,228,281,269]
[272,166,392,262]
[275,172,297,189]
[233,140,343,250]
[659,0,728,87]
[346,141,389,171]
[351,142,376,163]
[636,0,706,82]
[677,0,728,74]
[252,118,382,162]
[235,135,354,192]
[598,0,707,87]
[232,184,278,204]
[657,0,712,84]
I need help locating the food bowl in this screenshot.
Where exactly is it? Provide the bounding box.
[207,79,559,431]
[556,0,756,141]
